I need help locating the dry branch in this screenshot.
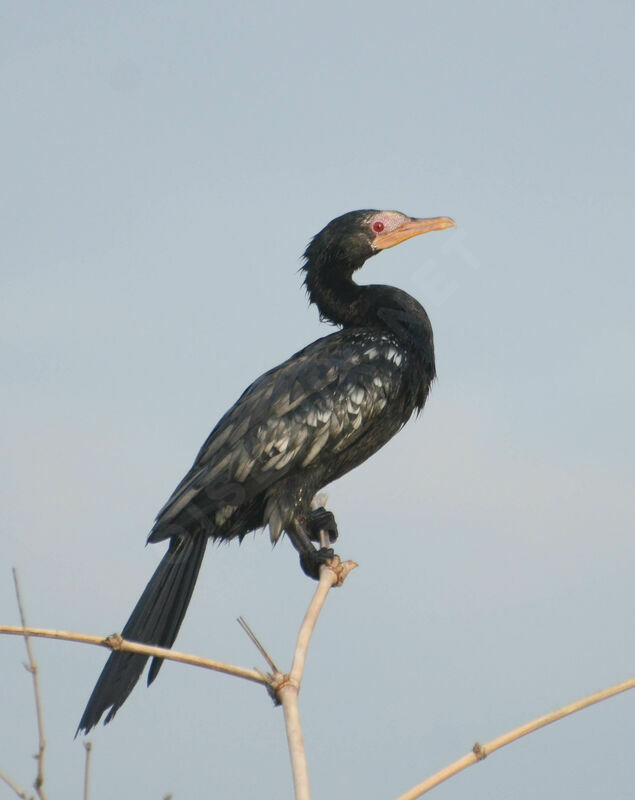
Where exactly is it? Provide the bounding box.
[82,742,92,800]
[275,557,357,800]
[0,770,30,800]
[395,676,635,800]
[12,569,48,800]
[2,555,356,800]
[3,568,631,800]
[0,626,267,685]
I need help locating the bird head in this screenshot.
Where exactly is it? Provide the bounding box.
[303,209,455,273]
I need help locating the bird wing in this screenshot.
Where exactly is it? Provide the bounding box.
[149,329,406,540]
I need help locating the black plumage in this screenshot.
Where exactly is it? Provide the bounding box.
[78,208,454,732]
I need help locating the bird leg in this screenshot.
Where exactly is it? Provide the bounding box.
[287,516,336,580]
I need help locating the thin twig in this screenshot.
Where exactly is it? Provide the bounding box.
[237,616,280,674]
[0,770,30,800]
[277,556,357,800]
[0,626,267,685]
[395,676,635,800]
[82,742,92,800]
[12,569,47,800]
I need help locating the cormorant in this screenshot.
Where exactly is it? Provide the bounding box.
[78,208,455,733]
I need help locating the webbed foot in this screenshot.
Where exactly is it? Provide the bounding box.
[306,507,339,544]
[299,546,335,580]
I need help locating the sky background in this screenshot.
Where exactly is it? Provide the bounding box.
[2,2,634,798]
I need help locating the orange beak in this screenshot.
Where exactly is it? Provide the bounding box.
[374,216,455,250]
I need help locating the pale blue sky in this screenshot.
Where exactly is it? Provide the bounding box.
[2,2,634,798]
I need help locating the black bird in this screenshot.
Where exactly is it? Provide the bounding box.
[78,208,454,732]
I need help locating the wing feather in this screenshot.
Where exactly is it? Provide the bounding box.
[150,330,406,537]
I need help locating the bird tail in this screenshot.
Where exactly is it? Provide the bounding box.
[77,533,207,734]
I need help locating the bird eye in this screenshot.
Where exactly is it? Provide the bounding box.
[372,221,385,232]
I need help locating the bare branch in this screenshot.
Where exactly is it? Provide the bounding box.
[83,742,92,800]
[279,684,310,800]
[395,676,635,800]
[318,530,331,549]
[4,575,631,800]
[289,558,355,685]
[0,626,267,686]
[276,556,357,800]
[0,770,31,800]
[1,561,355,800]
[12,569,47,800]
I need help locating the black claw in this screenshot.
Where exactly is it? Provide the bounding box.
[306,507,339,543]
[299,546,335,580]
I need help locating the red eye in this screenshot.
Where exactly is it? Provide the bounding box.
[372,221,385,232]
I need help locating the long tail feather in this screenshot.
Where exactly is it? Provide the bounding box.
[77,534,207,733]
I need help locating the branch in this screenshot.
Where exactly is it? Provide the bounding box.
[4,578,632,800]
[275,557,357,800]
[395,676,635,800]
[0,626,267,686]
[0,770,30,800]
[12,569,48,800]
[82,742,92,800]
[3,550,356,800]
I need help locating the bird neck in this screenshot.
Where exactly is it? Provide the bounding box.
[303,257,436,378]
[304,265,368,327]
